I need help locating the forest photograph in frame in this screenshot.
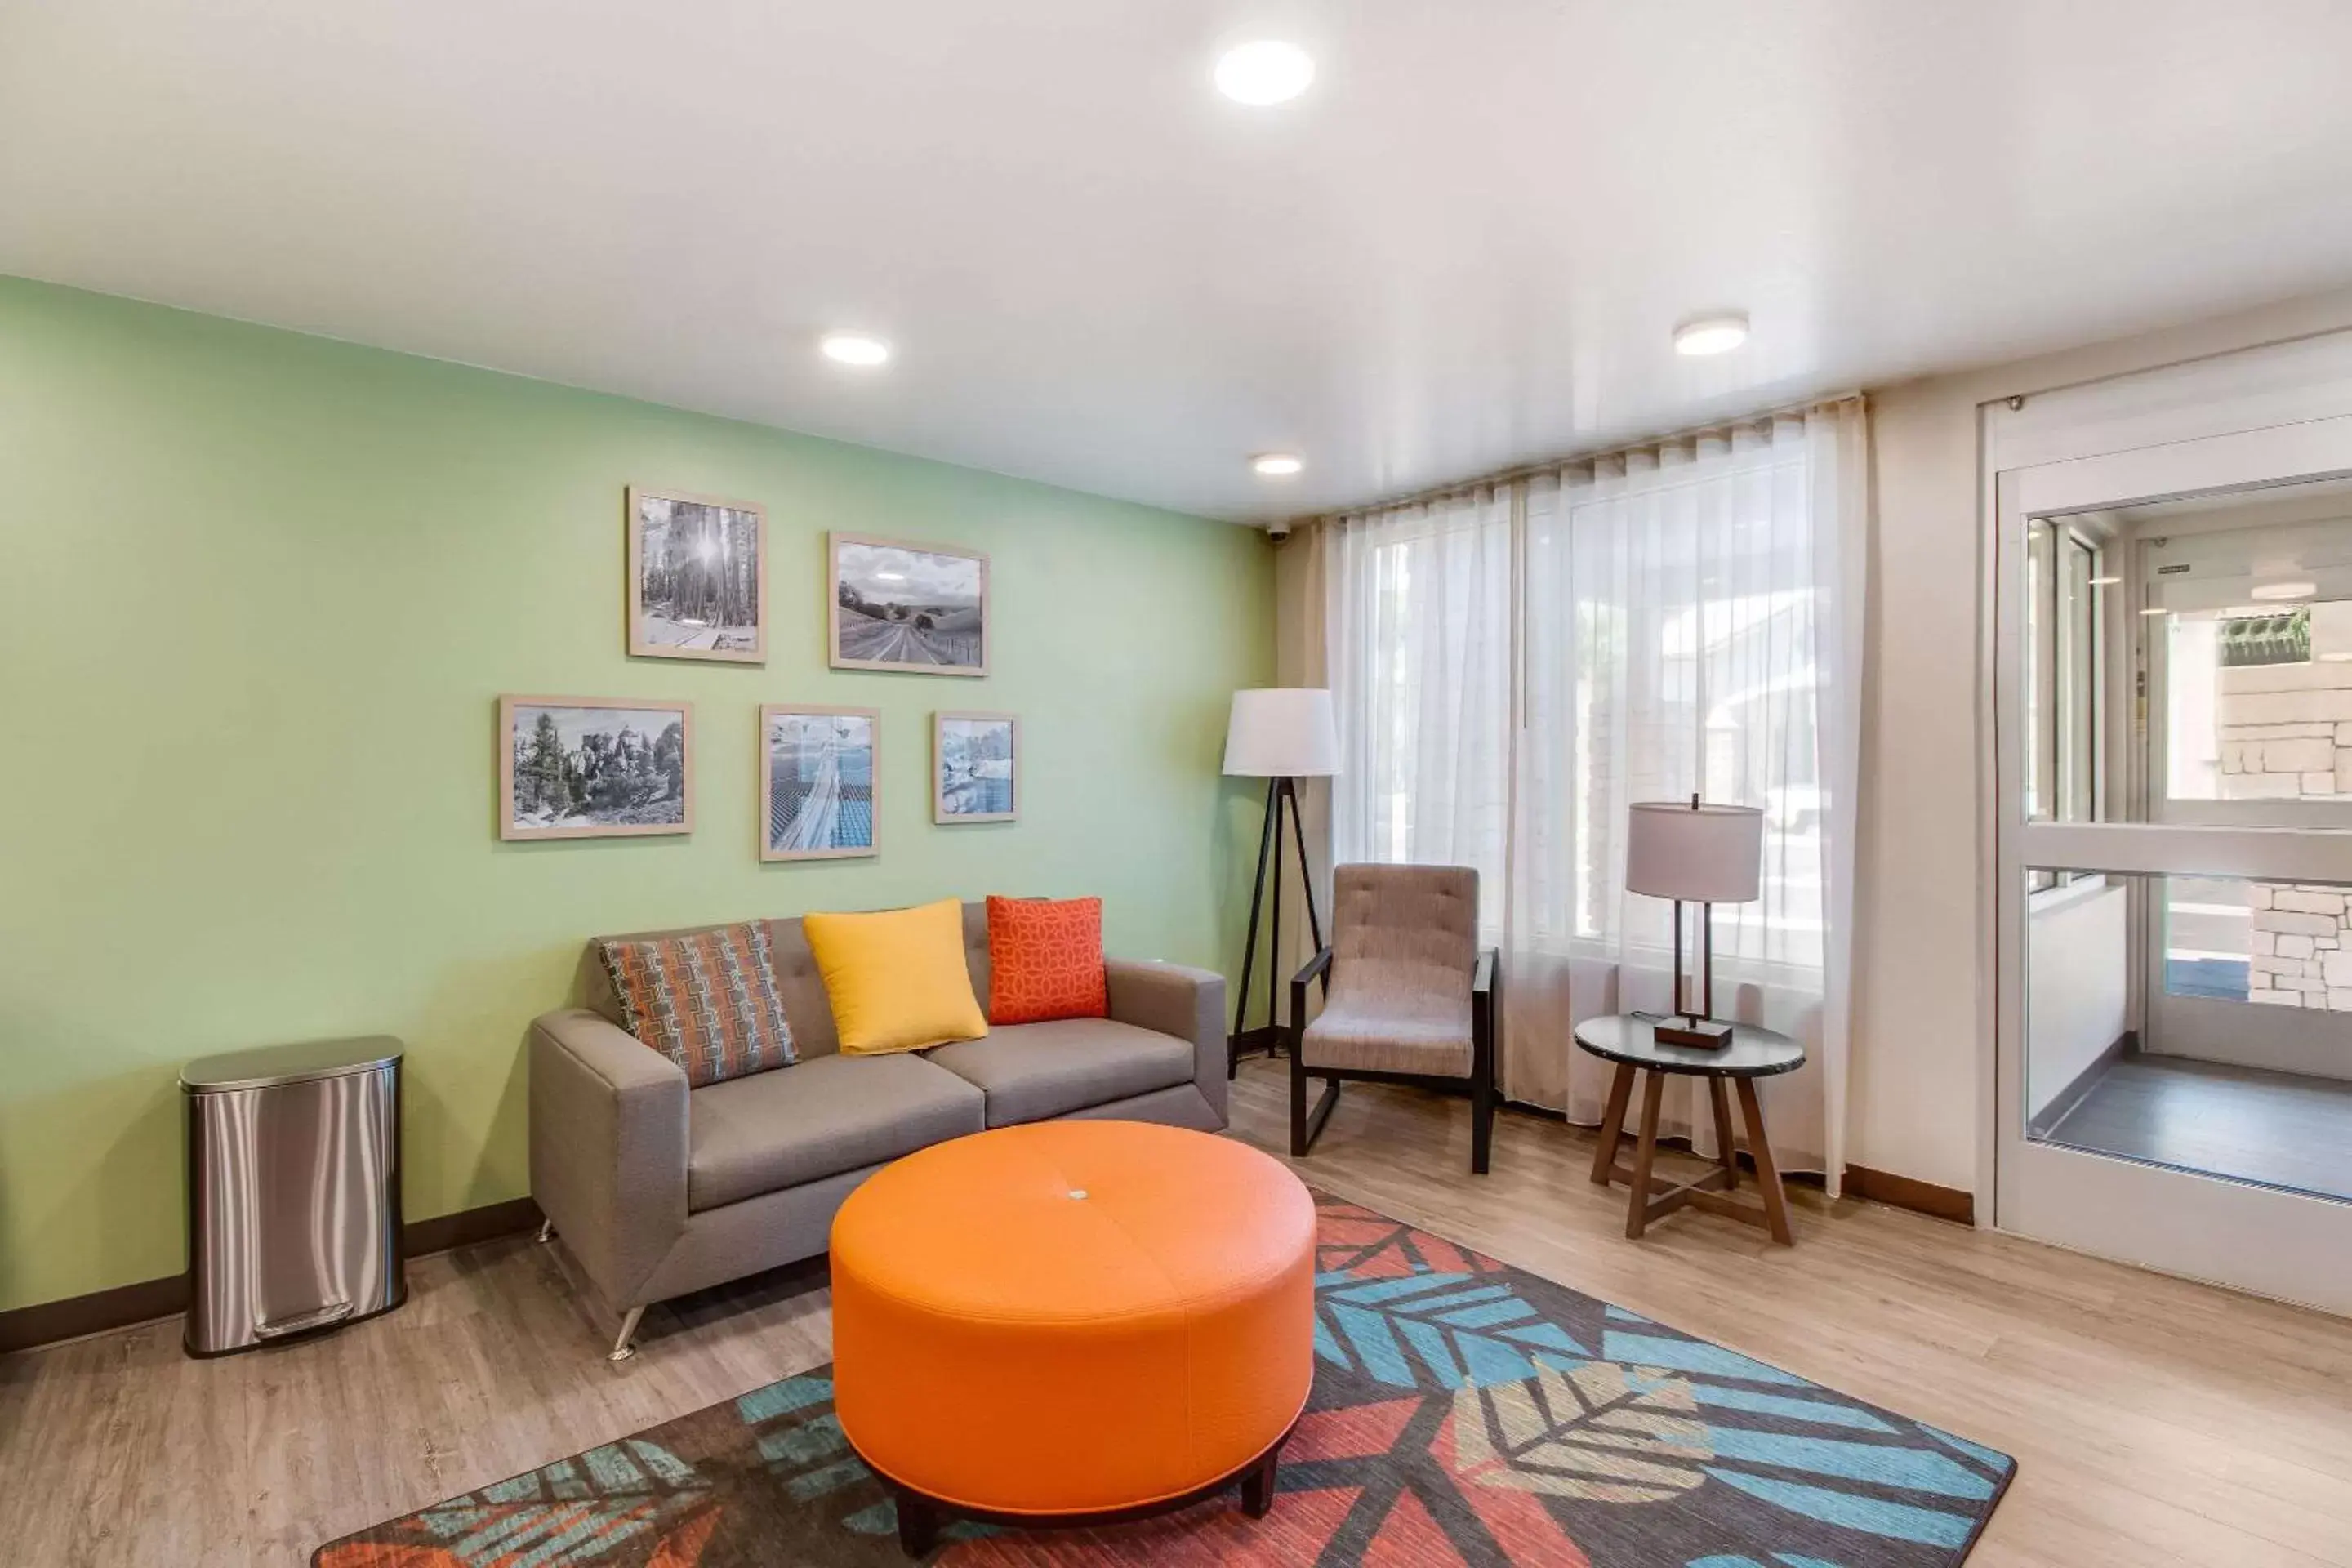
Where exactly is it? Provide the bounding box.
[628,488,767,662]
[501,696,693,840]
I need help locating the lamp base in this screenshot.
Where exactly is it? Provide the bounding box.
[1650,1014,1733,1049]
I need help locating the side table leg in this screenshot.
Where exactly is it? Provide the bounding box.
[1624,1070,1666,1240]
[1707,1076,1739,1192]
[1735,1078,1795,1245]
[1590,1062,1637,1186]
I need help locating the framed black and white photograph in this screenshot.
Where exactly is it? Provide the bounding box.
[761,705,879,861]
[830,532,988,675]
[934,710,1017,823]
[500,696,693,840]
[628,487,767,662]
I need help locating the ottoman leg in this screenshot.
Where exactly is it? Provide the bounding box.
[1240,1436,1285,1519]
[889,1484,940,1559]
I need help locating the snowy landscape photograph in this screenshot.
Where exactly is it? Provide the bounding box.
[629,488,766,662]
[762,706,878,860]
[934,711,1017,822]
[500,697,693,840]
[831,533,987,675]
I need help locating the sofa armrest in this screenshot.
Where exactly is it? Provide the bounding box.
[528,1009,689,1311]
[1104,958,1228,1128]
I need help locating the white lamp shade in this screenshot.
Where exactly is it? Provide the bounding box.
[1625,801,1764,903]
[1223,688,1339,777]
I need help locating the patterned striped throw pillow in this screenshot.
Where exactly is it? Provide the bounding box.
[598,922,797,1088]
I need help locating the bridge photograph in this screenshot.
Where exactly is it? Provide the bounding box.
[760,706,878,861]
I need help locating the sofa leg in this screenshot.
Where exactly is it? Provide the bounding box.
[608,1304,646,1363]
[1471,1076,1494,1176]
[537,1218,556,1244]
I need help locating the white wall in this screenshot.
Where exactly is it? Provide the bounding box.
[2025,882,2130,1122]
[1269,283,2352,1196]
[1853,285,2352,1195]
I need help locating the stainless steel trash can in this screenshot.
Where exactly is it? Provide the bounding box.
[181,1036,405,1356]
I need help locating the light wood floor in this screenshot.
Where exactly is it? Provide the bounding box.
[5,1059,2351,1566]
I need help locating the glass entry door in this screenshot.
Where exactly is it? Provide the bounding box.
[1995,418,2352,1315]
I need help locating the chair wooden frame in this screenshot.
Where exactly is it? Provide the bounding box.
[1287,947,1499,1174]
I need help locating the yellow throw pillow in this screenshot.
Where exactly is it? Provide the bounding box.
[803,898,989,1055]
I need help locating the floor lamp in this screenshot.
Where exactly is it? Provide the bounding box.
[1223,688,1339,1073]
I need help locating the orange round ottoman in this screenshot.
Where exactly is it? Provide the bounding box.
[829,1120,1316,1556]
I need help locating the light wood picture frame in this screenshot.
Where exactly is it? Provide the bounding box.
[760,704,880,861]
[627,486,768,663]
[500,695,694,841]
[829,532,989,676]
[934,710,1018,823]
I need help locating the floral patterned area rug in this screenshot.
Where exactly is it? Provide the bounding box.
[317,1192,2013,1567]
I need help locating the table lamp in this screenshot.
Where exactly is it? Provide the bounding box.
[1222,688,1339,1066]
[1625,796,1764,1047]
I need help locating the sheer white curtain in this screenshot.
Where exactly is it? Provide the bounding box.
[1323,400,1865,1188]
[1325,483,1515,934]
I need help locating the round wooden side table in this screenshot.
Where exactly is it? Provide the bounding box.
[1572,1014,1807,1245]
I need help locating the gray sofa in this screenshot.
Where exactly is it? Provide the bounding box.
[529,902,1226,1359]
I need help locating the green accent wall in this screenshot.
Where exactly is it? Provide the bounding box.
[0,277,1273,1313]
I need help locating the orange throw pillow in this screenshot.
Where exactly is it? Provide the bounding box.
[987,895,1108,1025]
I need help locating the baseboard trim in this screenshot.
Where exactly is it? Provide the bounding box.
[0,1195,546,1356]
[2025,1030,2136,1141]
[1843,1164,1976,1226]
[403,1196,544,1258]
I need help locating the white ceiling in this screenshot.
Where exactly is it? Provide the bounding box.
[9,2,2352,524]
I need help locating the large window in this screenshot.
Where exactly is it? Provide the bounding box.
[1327,409,1857,987]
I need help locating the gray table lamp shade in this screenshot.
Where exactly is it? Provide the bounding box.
[1223,688,1339,777]
[1625,801,1765,903]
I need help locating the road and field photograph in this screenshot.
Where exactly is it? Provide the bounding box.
[831,535,986,674]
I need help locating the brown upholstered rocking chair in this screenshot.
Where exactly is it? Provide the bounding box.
[1288,863,1499,1174]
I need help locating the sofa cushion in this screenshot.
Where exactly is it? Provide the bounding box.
[804,898,990,1055]
[985,894,1108,1025]
[597,923,796,1088]
[925,1018,1195,1128]
[687,1052,983,1212]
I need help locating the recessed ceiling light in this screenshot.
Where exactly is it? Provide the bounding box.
[1252,452,1304,478]
[1215,41,1314,105]
[2250,580,2317,600]
[1673,313,1749,357]
[819,332,890,367]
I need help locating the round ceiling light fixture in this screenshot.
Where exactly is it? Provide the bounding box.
[1672,312,1750,357]
[1252,452,1304,478]
[2250,579,2318,601]
[1215,41,1315,105]
[819,332,891,367]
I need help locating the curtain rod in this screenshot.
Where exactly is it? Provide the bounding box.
[1305,389,1864,525]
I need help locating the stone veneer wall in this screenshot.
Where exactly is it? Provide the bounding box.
[2247,884,2352,1009]
[2219,662,2352,1009]
[2217,660,2352,797]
